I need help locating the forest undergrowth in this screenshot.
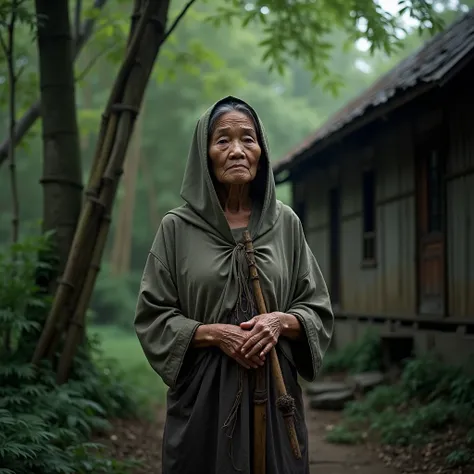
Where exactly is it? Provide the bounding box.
[324,334,474,472]
[0,235,143,474]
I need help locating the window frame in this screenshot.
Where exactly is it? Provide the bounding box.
[361,167,377,268]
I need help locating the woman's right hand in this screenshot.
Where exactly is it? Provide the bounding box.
[215,324,265,370]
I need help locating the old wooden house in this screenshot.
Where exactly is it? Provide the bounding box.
[273,9,474,366]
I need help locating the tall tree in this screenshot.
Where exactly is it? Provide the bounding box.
[33,0,174,381]
[110,110,143,276]
[34,0,82,283]
[0,0,109,169]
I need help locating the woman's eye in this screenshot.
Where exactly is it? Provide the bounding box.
[217,138,228,145]
[244,137,254,143]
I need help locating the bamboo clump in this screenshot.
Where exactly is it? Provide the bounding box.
[32,0,169,383]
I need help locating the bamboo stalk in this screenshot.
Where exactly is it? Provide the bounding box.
[55,0,168,380]
[31,0,156,367]
[86,0,144,194]
[55,112,134,377]
[57,118,134,381]
[55,113,134,381]
[45,234,98,361]
[47,101,133,358]
[1,0,20,354]
[243,231,302,460]
[56,193,117,384]
[6,3,19,245]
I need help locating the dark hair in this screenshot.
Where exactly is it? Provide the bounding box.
[208,101,259,138]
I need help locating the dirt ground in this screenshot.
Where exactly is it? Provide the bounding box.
[96,400,400,474]
[305,406,398,474]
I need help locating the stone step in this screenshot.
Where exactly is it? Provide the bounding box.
[306,381,351,397]
[347,371,385,394]
[308,389,355,411]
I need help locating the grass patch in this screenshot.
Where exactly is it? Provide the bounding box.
[89,325,167,409]
[325,424,364,444]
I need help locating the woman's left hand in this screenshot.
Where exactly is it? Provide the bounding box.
[239,312,283,359]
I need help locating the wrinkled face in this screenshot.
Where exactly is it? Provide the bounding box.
[208,111,262,186]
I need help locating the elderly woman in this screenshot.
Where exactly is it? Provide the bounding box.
[134,96,334,474]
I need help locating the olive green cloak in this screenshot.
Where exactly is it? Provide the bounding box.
[134,96,334,474]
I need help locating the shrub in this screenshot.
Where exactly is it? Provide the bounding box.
[445,448,474,468]
[326,353,474,468]
[344,384,407,418]
[400,353,474,405]
[0,235,139,473]
[322,329,382,374]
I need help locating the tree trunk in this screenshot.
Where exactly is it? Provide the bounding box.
[0,0,109,169]
[110,191,126,275]
[35,0,83,285]
[140,150,160,230]
[55,0,171,383]
[110,110,143,276]
[32,0,171,380]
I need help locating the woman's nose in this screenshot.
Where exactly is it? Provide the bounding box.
[229,141,245,158]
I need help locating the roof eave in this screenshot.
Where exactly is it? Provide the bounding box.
[273,20,474,183]
[273,81,435,181]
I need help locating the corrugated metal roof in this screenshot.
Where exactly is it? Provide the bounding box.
[274,7,474,176]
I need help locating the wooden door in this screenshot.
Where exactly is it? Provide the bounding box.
[416,137,446,316]
[329,187,341,306]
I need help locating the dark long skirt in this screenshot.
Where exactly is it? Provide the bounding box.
[162,345,310,474]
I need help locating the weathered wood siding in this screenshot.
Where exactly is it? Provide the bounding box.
[299,89,474,319]
[301,123,417,316]
[301,169,331,281]
[338,123,416,316]
[446,98,474,318]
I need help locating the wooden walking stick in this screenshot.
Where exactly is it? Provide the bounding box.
[243,231,302,462]
[253,354,267,474]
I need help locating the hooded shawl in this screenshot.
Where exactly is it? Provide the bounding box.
[134,96,334,474]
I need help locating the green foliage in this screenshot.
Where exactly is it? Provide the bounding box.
[89,266,140,329]
[89,325,167,408]
[400,353,474,404]
[326,354,474,468]
[0,0,36,31]
[321,329,382,374]
[207,0,444,89]
[0,235,140,473]
[446,448,474,468]
[325,424,363,445]
[369,399,471,446]
[0,232,54,358]
[345,384,408,418]
[75,4,129,83]
[0,0,38,108]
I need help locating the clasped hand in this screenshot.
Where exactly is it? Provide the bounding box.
[218,312,282,370]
